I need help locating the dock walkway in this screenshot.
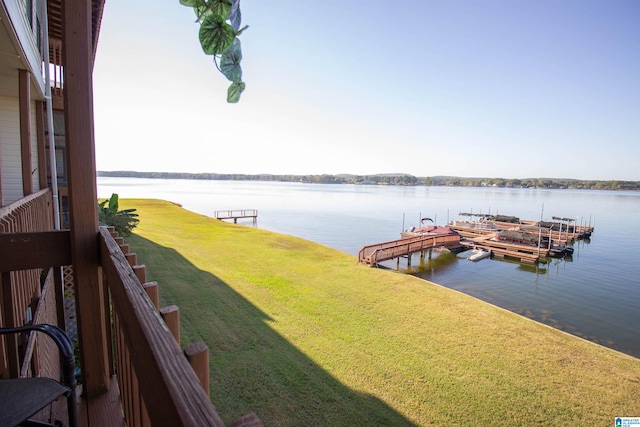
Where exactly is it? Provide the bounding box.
[359,233,461,266]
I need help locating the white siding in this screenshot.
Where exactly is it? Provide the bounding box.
[2,0,46,97]
[0,95,40,205]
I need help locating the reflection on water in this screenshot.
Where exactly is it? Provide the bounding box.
[410,246,639,358]
[517,261,549,274]
[380,250,460,275]
[418,251,459,273]
[98,178,640,359]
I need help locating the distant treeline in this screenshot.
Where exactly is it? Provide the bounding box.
[97,171,640,191]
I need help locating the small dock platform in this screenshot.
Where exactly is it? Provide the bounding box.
[448,223,546,263]
[214,209,258,225]
[458,239,545,263]
[359,233,462,266]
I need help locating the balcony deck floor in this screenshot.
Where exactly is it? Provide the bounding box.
[78,375,125,427]
[43,375,125,427]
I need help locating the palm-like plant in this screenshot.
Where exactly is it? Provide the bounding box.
[98,193,139,237]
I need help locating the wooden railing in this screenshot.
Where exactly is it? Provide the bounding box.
[0,188,54,233]
[1,193,259,425]
[20,268,62,379]
[99,227,226,426]
[359,233,461,265]
[49,38,64,98]
[214,209,258,225]
[0,189,57,377]
[214,209,258,219]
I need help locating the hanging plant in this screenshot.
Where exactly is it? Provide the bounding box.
[180,0,249,103]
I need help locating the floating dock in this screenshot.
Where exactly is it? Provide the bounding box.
[359,215,594,266]
[450,224,544,263]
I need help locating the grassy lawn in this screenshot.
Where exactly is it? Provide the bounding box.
[121,199,640,426]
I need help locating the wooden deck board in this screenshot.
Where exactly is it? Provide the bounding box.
[35,375,124,427]
[460,240,544,262]
[79,375,126,427]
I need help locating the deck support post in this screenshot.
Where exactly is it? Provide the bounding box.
[19,69,33,196]
[63,0,110,396]
[35,101,48,189]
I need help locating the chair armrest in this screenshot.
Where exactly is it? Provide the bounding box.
[0,324,75,388]
[0,324,78,427]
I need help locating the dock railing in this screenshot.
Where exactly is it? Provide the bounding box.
[214,209,258,218]
[359,234,461,266]
[214,209,258,225]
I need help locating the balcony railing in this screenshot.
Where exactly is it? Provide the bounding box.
[49,38,64,98]
[1,192,257,425]
[0,189,57,378]
[99,227,225,426]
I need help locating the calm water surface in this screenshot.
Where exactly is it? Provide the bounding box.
[98,177,640,358]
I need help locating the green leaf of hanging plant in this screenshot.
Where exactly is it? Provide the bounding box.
[227,81,245,103]
[209,0,232,19]
[235,24,249,37]
[220,38,243,82]
[193,4,210,21]
[179,0,203,7]
[199,14,235,55]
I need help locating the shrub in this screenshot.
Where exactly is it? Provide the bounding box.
[98,193,139,236]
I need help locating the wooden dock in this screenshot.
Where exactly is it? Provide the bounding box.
[214,209,258,225]
[447,223,545,263]
[458,239,545,263]
[360,216,594,267]
[359,233,462,266]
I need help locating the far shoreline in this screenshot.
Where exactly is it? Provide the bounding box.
[97,171,640,191]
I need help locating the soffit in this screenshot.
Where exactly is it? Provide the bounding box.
[47,0,105,57]
[0,0,105,98]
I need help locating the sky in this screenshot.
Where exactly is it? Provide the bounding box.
[92,0,640,181]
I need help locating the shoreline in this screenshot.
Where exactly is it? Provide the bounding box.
[135,197,640,360]
[121,198,640,425]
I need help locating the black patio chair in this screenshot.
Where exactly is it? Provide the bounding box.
[0,324,77,427]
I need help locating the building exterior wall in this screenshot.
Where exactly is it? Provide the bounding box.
[0,95,40,205]
[0,95,22,204]
[1,0,46,97]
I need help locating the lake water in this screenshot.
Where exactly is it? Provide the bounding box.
[98,177,640,358]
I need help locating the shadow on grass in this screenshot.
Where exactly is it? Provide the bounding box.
[128,234,417,427]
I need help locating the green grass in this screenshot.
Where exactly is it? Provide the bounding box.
[122,199,640,426]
